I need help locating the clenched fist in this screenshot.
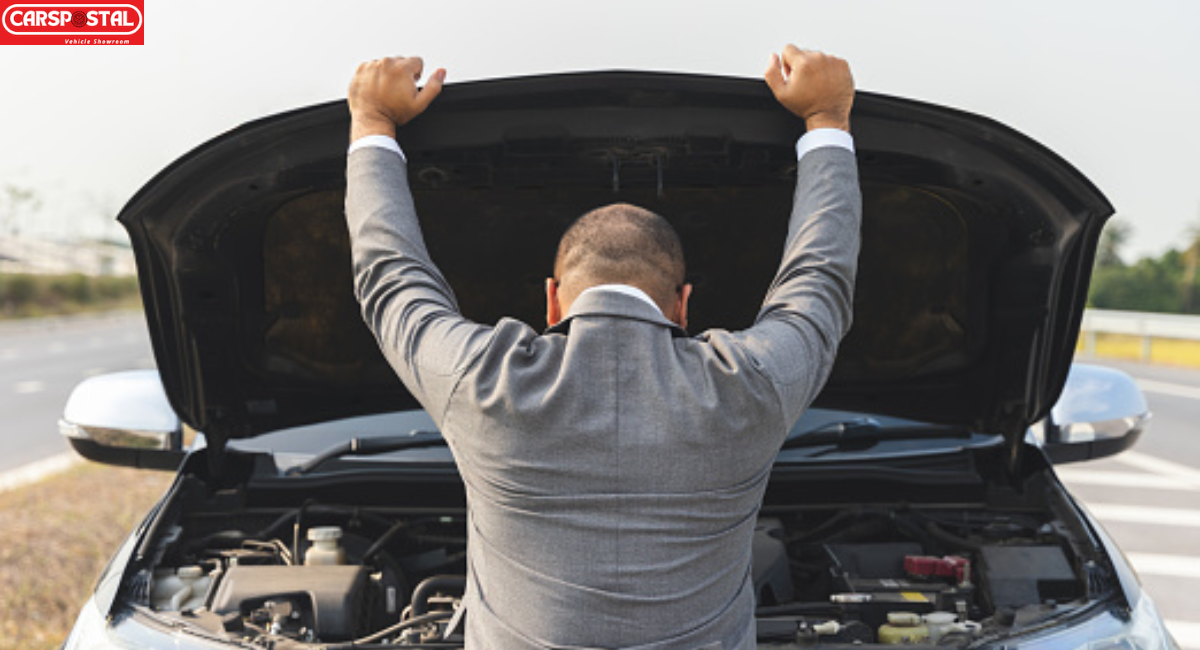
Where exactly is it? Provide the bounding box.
[764,46,854,132]
[348,56,445,141]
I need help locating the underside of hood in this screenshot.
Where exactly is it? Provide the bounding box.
[118,71,1112,451]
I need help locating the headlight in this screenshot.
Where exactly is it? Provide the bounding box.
[64,596,233,649]
[1079,594,1178,650]
[1016,593,1177,650]
[62,598,126,650]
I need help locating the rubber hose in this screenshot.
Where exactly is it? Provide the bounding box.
[410,575,468,617]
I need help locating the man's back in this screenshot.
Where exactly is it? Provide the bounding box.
[448,289,789,649]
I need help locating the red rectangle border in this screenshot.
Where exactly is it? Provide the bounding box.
[1,1,143,44]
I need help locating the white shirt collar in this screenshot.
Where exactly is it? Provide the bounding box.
[577,284,663,316]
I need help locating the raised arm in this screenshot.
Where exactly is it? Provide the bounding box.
[737,47,862,426]
[345,57,493,425]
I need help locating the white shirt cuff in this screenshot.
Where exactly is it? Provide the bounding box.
[348,135,406,163]
[795,128,855,161]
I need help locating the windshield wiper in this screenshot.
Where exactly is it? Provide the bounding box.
[287,430,447,476]
[780,417,968,451]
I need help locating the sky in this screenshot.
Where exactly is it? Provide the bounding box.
[1,0,1197,259]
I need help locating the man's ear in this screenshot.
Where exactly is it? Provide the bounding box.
[674,283,693,330]
[546,278,563,327]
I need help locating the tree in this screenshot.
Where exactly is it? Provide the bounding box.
[1086,214,1200,315]
[1089,250,1184,313]
[1181,211,1200,313]
[1095,218,1131,269]
[0,184,42,238]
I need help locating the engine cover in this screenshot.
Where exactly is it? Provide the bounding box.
[210,565,371,641]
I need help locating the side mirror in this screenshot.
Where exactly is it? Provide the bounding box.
[59,370,188,470]
[1034,363,1151,464]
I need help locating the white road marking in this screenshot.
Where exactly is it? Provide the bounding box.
[47,342,66,354]
[14,380,45,395]
[1126,552,1200,579]
[1056,468,1195,491]
[1167,620,1200,650]
[0,452,81,493]
[1117,451,1200,489]
[1137,378,1200,401]
[1086,503,1200,528]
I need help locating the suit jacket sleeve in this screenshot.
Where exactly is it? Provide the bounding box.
[344,147,494,426]
[732,145,862,427]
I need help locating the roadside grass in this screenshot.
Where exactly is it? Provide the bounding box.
[0,462,172,650]
[0,273,141,320]
[1079,333,1200,368]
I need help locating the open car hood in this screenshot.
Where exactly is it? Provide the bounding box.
[119,71,1112,452]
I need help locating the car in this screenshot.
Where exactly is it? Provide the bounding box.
[58,71,1176,649]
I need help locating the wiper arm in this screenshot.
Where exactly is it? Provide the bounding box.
[287,430,446,476]
[781,417,883,450]
[780,417,968,450]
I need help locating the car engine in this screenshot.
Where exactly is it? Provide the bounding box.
[129,467,1109,650]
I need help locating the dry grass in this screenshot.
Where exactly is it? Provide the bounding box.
[1078,333,1200,368]
[0,462,172,650]
[0,273,141,321]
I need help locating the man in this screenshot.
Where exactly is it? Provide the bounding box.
[345,46,860,650]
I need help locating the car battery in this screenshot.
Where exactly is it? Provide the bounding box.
[830,589,936,630]
[824,543,977,628]
[825,543,924,583]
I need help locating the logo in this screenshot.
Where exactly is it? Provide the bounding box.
[1,1,143,45]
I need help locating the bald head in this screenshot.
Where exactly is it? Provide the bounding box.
[553,203,686,315]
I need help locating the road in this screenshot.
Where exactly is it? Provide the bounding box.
[0,311,153,470]
[0,317,1196,647]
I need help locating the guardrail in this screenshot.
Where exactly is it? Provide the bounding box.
[1080,309,1200,360]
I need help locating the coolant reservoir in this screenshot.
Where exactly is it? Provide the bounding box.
[878,612,930,645]
[149,565,210,611]
[305,526,346,565]
[923,612,956,642]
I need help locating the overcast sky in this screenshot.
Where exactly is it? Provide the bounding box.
[1,0,1197,259]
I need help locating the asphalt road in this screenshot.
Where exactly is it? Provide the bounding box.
[0,311,153,470]
[0,317,1196,647]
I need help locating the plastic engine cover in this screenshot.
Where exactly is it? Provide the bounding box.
[979,546,1079,609]
[210,565,370,641]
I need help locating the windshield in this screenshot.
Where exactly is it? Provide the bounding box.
[228,407,1001,474]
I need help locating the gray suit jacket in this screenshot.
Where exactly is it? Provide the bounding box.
[345,144,861,650]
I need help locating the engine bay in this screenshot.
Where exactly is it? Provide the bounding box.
[127,465,1113,650]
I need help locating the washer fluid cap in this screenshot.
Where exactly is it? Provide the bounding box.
[308,526,343,541]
